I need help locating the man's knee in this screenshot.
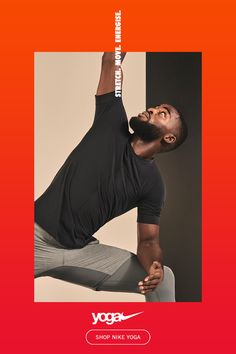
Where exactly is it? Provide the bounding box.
[154,265,176,302]
[163,266,175,283]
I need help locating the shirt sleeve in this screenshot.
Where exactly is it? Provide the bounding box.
[93,90,124,124]
[137,178,166,225]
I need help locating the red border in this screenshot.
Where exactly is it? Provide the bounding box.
[1,1,236,352]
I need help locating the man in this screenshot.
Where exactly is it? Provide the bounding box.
[34,52,188,302]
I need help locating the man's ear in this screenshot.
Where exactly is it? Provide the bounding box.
[163,133,176,144]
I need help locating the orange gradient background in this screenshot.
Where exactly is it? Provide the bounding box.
[1,0,236,353]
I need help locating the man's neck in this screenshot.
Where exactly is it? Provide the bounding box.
[130,135,160,160]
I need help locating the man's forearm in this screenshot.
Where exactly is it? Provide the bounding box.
[137,240,163,274]
[102,52,126,64]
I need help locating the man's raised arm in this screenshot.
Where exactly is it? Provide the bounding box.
[96,52,126,96]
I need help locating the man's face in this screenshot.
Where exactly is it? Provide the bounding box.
[129,104,180,143]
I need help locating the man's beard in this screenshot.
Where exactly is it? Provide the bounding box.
[129,116,164,142]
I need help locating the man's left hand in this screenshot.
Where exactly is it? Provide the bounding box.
[138,261,164,294]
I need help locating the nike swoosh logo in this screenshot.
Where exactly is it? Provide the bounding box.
[120,311,143,321]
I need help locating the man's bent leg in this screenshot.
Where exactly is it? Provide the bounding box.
[35,223,175,301]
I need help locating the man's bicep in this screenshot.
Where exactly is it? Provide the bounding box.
[137,176,166,226]
[96,61,115,95]
[96,53,124,95]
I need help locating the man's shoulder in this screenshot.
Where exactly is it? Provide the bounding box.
[142,160,164,181]
[141,163,165,195]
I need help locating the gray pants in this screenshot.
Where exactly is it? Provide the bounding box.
[34,222,175,302]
